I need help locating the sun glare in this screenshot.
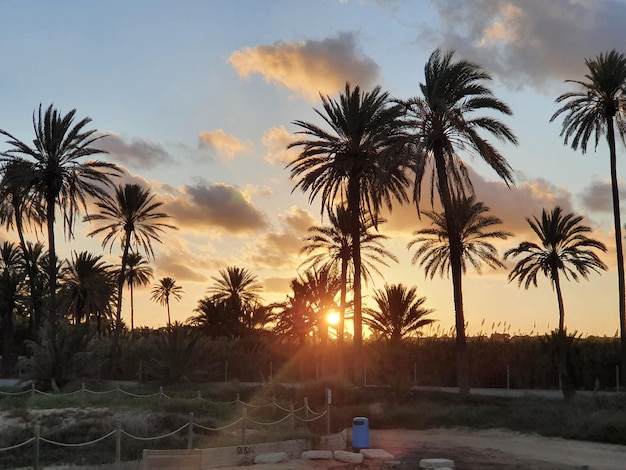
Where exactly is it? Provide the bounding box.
[327,310,340,325]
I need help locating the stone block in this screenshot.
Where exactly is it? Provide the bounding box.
[360,448,395,460]
[334,450,364,464]
[419,457,455,468]
[302,450,334,460]
[253,451,288,464]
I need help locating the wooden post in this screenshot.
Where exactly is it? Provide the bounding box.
[31,382,35,399]
[304,397,309,420]
[115,419,121,470]
[34,425,40,470]
[326,388,331,435]
[242,408,247,445]
[187,412,194,449]
[290,405,295,438]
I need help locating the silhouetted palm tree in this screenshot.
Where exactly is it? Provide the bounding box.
[272,278,314,346]
[84,183,175,331]
[207,266,262,327]
[505,206,607,398]
[299,205,398,344]
[288,83,408,351]
[505,207,607,336]
[150,277,183,327]
[187,297,236,338]
[0,242,26,376]
[400,49,518,393]
[59,251,116,334]
[0,104,119,330]
[550,50,626,376]
[363,283,435,344]
[123,252,153,332]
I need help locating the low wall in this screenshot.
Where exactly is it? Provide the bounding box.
[141,438,309,469]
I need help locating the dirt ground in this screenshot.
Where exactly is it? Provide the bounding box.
[212,428,626,470]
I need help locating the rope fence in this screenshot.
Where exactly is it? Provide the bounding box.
[0,385,332,470]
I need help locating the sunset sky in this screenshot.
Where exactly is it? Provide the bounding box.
[1,0,625,336]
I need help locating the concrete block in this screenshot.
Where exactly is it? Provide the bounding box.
[301,450,334,460]
[253,451,288,464]
[360,448,395,460]
[334,450,364,464]
[419,458,455,468]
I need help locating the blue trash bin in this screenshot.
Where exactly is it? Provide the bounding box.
[352,416,370,451]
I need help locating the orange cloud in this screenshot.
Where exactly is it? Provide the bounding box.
[198,129,253,161]
[262,126,300,165]
[228,32,380,101]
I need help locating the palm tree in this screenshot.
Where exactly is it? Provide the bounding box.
[150,277,183,327]
[504,207,607,336]
[206,266,262,328]
[0,242,26,376]
[504,206,607,397]
[84,183,175,331]
[363,283,435,344]
[187,297,236,338]
[550,50,626,379]
[0,104,120,330]
[123,252,153,332]
[299,205,398,344]
[59,251,116,334]
[297,266,341,344]
[272,277,315,346]
[288,83,409,352]
[400,49,518,393]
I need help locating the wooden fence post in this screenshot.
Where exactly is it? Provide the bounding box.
[115,419,121,470]
[33,425,40,470]
[187,412,194,449]
[290,405,295,438]
[242,408,247,445]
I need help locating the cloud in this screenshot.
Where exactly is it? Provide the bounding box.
[163,182,268,235]
[422,0,626,90]
[580,179,626,213]
[198,130,253,161]
[228,32,380,101]
[262,126,300,165]
[97,132,172,169]
[263,277,293,296]
[278,206,318,233]
[246,231,304,270]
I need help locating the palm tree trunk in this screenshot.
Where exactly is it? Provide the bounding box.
[116,235,132,331]
[433,146,470,395]
[130,281,135,332]
[348,178,364,385]
[553,267,566,335]
[338,257,348,347]
[46,198,57,335]
[607,118,626,387]
[552,269,574,398]
[166,298,171,327]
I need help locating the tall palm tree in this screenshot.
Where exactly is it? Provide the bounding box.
[123,252,153,332]
[288,83,409,352]
[299,205,398,344]
[550,50,626,378]
[150,277,183,327]
[363,283,435,344]
[84,183,175,331]
[0,104,120,330]
[206,266,262,328]
[272,277,315,346]
[400,49,518,393]
[504,207,607,336]
[59,251,116,334]
[504,206,607,398]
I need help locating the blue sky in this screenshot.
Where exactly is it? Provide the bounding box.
[1,0,625,335]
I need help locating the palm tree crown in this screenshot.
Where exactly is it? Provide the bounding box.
[363,283,435,344]
[288,82,409,350]
[206,266,262,315]
[0,104,120,329]
[408,196,512,278]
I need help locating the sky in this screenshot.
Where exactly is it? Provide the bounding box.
[1,0,626,336]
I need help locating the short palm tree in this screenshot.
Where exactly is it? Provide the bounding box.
[0,104,120,330]
[84,183,175,331]
[0,242,26,376]
[550,50,626,374]
[123,252,153,332]
[504,206,607,398]
[504,207,607,336]
[59,251,116,334]
[187,297,236,338]
[150,277,183,327]
[400,49,518,393]
[299,205,398,343]
[363,283,435,344]
[272,278,314,346]
[288,83,409,351]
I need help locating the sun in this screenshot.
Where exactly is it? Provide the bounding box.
[327,310,340,326]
